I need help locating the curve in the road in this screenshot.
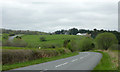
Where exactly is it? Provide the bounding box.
[12,52,102,70]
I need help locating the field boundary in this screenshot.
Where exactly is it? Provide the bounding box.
[2,52,78,71]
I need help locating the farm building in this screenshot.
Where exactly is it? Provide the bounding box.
[76,33,87,36]
[77,33,91,37]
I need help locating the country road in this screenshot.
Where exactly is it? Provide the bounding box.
[8,35,21,42]
[8,52,102,72]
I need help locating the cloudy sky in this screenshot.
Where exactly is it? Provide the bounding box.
[1,0,119,32]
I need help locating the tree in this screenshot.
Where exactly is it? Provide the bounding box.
[55,31,61,34]
[94,28,97,32]
[95,32,118,50]
[79,29,87,33]
[69,28,78,35]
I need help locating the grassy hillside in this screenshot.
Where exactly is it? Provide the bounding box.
[22,35,82,48]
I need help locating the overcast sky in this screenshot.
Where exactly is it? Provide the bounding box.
[1,0,119,32]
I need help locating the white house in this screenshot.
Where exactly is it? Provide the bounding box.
[76,33,87,36]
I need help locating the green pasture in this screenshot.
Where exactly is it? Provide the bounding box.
[22,35,82,48]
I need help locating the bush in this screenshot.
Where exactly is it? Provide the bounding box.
[9,34,15,36]
[95,32,118,50]
[2,48,71,65]
[41,43,61,49]
[66,37,94,52]
[2,34,9,40]
[2,40,11,46]
[40,37,46,41]
[2,39,27,47]
[63,39,70,48]
[78,37,94,51]
[67,40,79,52]
[16,36,22,39]
[12,39,27,47]
[2,49,33,65]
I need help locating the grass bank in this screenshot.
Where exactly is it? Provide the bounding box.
[93,51,116,70]
[107,50,119,70]
[2,52,78,71]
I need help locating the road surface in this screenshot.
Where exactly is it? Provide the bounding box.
[12,52,102,71]
[8,35,21,42]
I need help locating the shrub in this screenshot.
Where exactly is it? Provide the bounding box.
[16,36,22,39]
[2,40,11,46]
[2,39,27,47]
[2,48,71,65]
[95,32,118,50]
[2,49,33,65]
[9,34,15,36]
[63,39,70,48]
[66,37,94,52]
[2,34,9,40]
[78,37,94,51]
[67,40,79,52]
[40,37,46,41]
[12,39,28,47]
[41,43,61,49]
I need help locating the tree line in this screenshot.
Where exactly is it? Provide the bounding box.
[54,28,120,44]
[1,28,120,44]
[2,29,47,35]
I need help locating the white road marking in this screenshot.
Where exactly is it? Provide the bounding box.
[80,53,90,59]
[56,53,90,68]
[55,64,63,68]
[55,62,68,68]
[71,59,78,62]
[62,62,68,65]
[80,57,84,59]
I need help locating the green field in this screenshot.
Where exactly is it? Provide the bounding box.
[22,35,82,48]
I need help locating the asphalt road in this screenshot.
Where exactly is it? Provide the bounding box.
[8,35,21,42]
[13,52,102,71]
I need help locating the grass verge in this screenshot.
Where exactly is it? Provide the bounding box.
[93,51,115,70]
[107,50,118,69]
[2,52,78,71]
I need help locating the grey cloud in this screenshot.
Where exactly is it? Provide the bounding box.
[2,0,118,32]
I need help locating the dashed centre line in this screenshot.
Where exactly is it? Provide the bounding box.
[80,57,84,59]
[71,59,78,62]
[55,53,90,68]
[55,62,68,68]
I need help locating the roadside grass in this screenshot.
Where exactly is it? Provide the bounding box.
[107,50,118,69]
[93,51,116,70]
[106,50,119,71]
[0,46,1,71]
[2,52,78,71]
